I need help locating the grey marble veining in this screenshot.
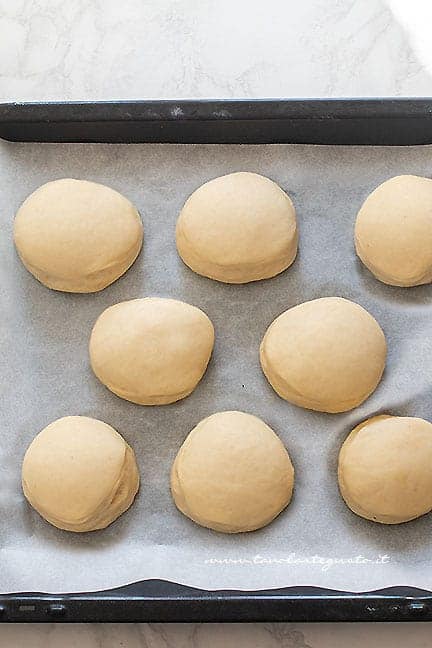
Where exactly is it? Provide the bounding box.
[0,622,432,647]
[1,1,432,646]
[0,0,432,101]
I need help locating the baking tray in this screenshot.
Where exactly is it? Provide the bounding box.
[1,99,432,624]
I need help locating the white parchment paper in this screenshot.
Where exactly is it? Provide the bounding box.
[1,141,432,594]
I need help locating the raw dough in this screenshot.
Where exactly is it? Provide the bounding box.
[355,175,432,287]
[338,415,432,524]
[260,297,386,413]
[14,178,143,292]
[170,411,294,533]
[22,416,139,532]
[89,297,214,405]
[176,172,298,283]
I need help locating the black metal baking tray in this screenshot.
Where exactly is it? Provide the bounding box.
[1,98,432,623]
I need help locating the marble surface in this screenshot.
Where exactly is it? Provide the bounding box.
[2,0,432,646]
[0,0,432,101]
[1,622,432,647]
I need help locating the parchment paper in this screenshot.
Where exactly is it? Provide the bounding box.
[1,141,432,594]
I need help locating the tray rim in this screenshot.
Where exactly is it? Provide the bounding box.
[2,580,432,623]
[1,97,432,120]
[1,97,432,145]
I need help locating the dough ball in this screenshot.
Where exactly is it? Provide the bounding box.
[355,175,432,287]
[22,416,139,532]
[89,297,214,405]
[260,297,386,413]
[14,178,143,292]
[338,415,432,524]
[170,411,294,533]
[176,172,298,283]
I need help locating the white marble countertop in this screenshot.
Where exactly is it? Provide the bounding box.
[1,0,432,646]
[1,0,432,102]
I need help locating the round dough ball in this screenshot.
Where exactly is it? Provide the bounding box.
[260,297,386,413]
[14,178,143,292]
[355,175,432,287]
[170,411,294,533]
[89,297,214,405]
[22,416,139,532]
[338,415,432,524]
[176,172,298,283]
